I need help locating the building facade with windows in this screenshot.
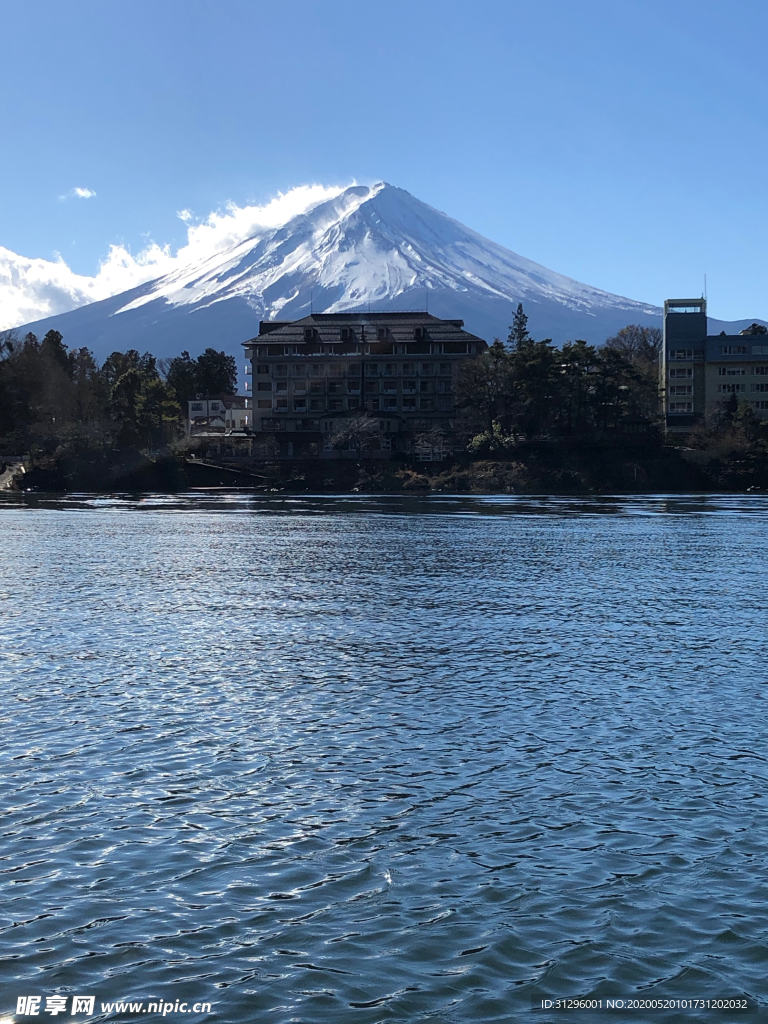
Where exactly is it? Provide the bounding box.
[187,394,250,435]
[242,312,487,456]
[662,298,768,432]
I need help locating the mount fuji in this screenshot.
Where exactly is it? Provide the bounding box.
[14,183,666,359]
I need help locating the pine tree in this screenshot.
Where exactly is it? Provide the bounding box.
[508,303,530,350]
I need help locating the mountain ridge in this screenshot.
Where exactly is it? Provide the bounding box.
[9,182,759,360]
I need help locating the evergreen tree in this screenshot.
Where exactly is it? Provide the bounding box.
[194,348,238,395]
[164,351,199,403]
[508,303,530,350]
[41,330,71,376]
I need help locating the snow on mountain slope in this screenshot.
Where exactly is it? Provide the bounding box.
[110,182,658,320]
[12,183,663,358]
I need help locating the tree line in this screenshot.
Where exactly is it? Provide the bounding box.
[0,307,664,462]
[0,330,237,455]
[456,304,662,447]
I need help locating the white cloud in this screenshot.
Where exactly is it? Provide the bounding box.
[0,183,347,331]
[176,208,193,222]
[59,186,97,200]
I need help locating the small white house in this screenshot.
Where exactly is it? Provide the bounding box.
[187,395,250,435]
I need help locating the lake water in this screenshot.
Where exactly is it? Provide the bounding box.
[1,494,768,1023]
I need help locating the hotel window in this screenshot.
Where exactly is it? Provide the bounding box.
[753,401,768,409]
[367,398,380,410]
[293,399,307,411]
[304,328,314,341]
[439,363,451,375]
[310,364,323,377]
[718,366,745,376]
[419,397,435,410]
[257,400,272,409]
[753,366,768,375]
[671,349,693,359]
[753,345,768,355]
[718,383,744,393]
[276,399,288,411]
[419,381,432,393]
[669,385,692,396]
[310,382,324,394]
[328,381,343,394]
[377,328,387,340]
[751,383,768,392]
[340,327,351,340]
[328,399,343,411]
[669,402,693,412]
[669,368,692,378]
[257,382,272,391]
[403,397,417,409]
[190,402,203,412]
[402,379,416,393]
[276,364,287,376]
[309,399,323,411]
[257,364,269,374]
[383,397,397,410]
[414,327,425,340]
[420,363,434,375]
[719,345,748,355]
[275,381,287,394]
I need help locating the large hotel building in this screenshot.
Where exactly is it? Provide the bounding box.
[242,311,487,455]
[663,298,768,432]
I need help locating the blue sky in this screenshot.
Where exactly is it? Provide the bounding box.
[1,0,767,324]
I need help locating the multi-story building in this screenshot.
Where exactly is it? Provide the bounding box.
[242,312,487,456]
[662,298,768,432]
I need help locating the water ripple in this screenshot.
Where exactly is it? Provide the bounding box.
[1,495,768,1022]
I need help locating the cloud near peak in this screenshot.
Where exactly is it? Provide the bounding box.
[0,183,348,331]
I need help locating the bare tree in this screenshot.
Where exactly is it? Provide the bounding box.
[330,414,379,460]
[604,325,662,369]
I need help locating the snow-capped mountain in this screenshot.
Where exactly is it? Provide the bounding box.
[14,183,663,359]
